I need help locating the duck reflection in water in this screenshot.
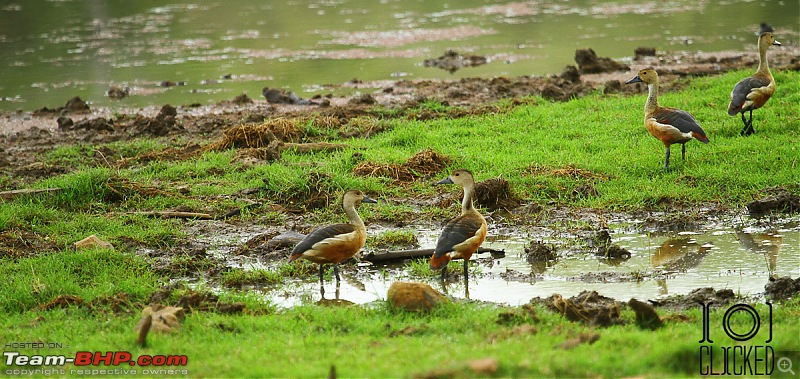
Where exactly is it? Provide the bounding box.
[651,237,713,295]
[735,229,782,277]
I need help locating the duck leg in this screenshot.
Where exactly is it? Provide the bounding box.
[440,265,447,280]
[463,259,469,281]
[681,143,686,161]
[740,110,754,136]
[318,264,326,297]
[661,147,671,171]
[333,264,341,282]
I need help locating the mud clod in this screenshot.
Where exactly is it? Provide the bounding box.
[628,298,663,330]
[262,87,312,105]
[65,96,90,112]
[764,276,800,301]
[547,291,623,327]
[747,188,800,218]
[574,48,629,74]
[634,47,657,59]
[423,50,488,73]
[559,65,581,83]
[652,287,736,311]
[474,177,521,211]
[106,86,129,99]
[524,240,557,263]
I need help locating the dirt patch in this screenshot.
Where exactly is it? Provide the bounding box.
[353,148,451,183]
[38,295,86,310]
[0,228,61,259]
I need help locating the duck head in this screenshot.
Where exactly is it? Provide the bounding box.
[626,68,658,85]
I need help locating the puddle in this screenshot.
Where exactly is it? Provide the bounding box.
[1,0,797,113]
[207,217,799,308]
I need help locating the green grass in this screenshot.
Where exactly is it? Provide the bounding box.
[1,70,799,377]
[3,295,798,377]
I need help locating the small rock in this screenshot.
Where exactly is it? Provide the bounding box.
[387,281,447,312]
[74,235,113,250]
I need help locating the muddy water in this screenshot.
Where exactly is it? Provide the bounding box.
[1,0,798,113]
[224,217,799,307]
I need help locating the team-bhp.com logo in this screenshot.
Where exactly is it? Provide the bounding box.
[4,351,188,376]
[698,302,796,377]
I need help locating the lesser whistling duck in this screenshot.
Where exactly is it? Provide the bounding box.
[430,169,487,280]
[626,68,710,170]
[728,32,781,136]
[288,189,377,284]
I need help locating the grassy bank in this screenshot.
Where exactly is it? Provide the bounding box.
[3,276,799,377]
[1,70,799,377]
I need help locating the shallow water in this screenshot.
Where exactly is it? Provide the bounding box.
[225,216,800,308]
[1,0,798,112]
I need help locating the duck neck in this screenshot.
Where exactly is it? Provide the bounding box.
[756,40,771,76]
[645,83,659,115]
[461,183,476,214]
[344,204,365,229]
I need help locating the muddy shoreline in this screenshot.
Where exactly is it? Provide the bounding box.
[2,46,799,305]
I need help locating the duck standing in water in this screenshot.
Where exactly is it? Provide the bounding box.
[727,32,781,136]
[626,68,709,170]
[289,190,376,286]
[430,169,487,280]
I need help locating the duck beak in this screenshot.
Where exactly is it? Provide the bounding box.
[435,177,454,185]
[773,40,781,46]
[626,75,643,84]
[362,195,378,204]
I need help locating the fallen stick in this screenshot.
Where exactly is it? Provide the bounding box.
[0,188,62,200]
[123,211,214,220]
[362,247,505,263]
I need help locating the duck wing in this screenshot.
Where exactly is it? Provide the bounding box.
[653,107,708,140]
[290,223,355,257]
[433,214,484,258]
[728,76,770,115]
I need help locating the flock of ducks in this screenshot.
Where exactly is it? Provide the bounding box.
[288,31,782,287]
